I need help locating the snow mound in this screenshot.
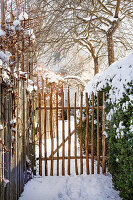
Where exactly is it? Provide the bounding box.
[19,12,28,21]
[0,51,9,63]
[85,51,133,104]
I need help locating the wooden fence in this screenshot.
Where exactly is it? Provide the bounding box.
[37,91,107,176]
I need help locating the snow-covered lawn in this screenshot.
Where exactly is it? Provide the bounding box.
[19,117,121,200]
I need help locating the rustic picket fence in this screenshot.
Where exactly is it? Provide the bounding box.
[37,91,107,176]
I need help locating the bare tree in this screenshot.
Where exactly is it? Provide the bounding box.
[35,0,133,75]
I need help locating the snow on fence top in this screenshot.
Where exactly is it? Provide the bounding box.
[85,51,133,104]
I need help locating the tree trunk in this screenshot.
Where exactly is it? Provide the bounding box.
[107,33,114,66]
[1,0,5,30]
[94,57,99,75]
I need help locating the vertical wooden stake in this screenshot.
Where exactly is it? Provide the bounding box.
[38,92,42,176]
[102,92,106,174]
[80,92,83,174]
[91,92,94,174]
[44,93,47,176]
[85,93,89,175]
[97,92,100,174]
[50,93,53,176]
[62,92,65,176]
[68,89,71,175]
[74,93,78,175]
[56,93,59,176]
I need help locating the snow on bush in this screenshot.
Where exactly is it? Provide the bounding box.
[13,20,20,27]
[19,12,28,21]
[0,29,5,36]
[85,51,133,104]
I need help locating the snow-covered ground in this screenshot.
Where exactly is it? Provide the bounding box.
[19,174,121,200]
[19,117,121,200]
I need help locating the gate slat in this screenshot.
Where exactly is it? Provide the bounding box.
[38,92,42,176]
[62,92,65,176]
[80,92,83,174]
[50,93,53,176]
[56,93,59,176]
[68,89,71,175]
[44,93,48,176]
[74,93,78,175]
[85,93,89,174]
[102,92,106,174]
[91,92,94,174]
[97,92,100,174]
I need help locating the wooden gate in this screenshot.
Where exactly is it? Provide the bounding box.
[37,91,107,176]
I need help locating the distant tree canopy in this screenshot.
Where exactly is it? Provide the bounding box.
[2,0,133,76]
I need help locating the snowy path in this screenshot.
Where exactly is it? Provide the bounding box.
[19,117,121,200]
[19,174,121,200]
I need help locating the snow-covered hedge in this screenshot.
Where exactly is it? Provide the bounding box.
[85,51,133,200]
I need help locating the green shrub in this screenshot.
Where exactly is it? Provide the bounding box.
[105,83,133,200]
[78,56,133,199]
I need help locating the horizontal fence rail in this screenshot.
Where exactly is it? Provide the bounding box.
[37,90,107,176]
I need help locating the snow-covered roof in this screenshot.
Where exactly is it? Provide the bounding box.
[85,51,133,104]
[64,75,85,86]
[43,70,64,84]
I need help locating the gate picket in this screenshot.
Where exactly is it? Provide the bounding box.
[50,93,53,176]
[74,93,78,175]
[97,93,100,174]
[44,93,48,176]
[62,92,65,176]
[56,93,59,176]
[80,92,83,174]
[85,93,89,175]
[102,92,106,174]
[91,92,94,174]
[68,90,71,175]
[38,92,42,176]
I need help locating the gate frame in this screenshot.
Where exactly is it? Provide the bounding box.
[37,90,107,176]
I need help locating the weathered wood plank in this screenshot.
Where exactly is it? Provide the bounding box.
[42,155,108,160]
[50,93,53,176]
[80,92,83,174]
[62,92,65,176]
[97,92,100,174]
[74,93,78,175]
[91,92,94,174]
[44,93,48,176]
[56,93,59,176]
[102,92,106,174]
[68,90,71,175]
[85,93,89,175]
[38,92,42,176]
